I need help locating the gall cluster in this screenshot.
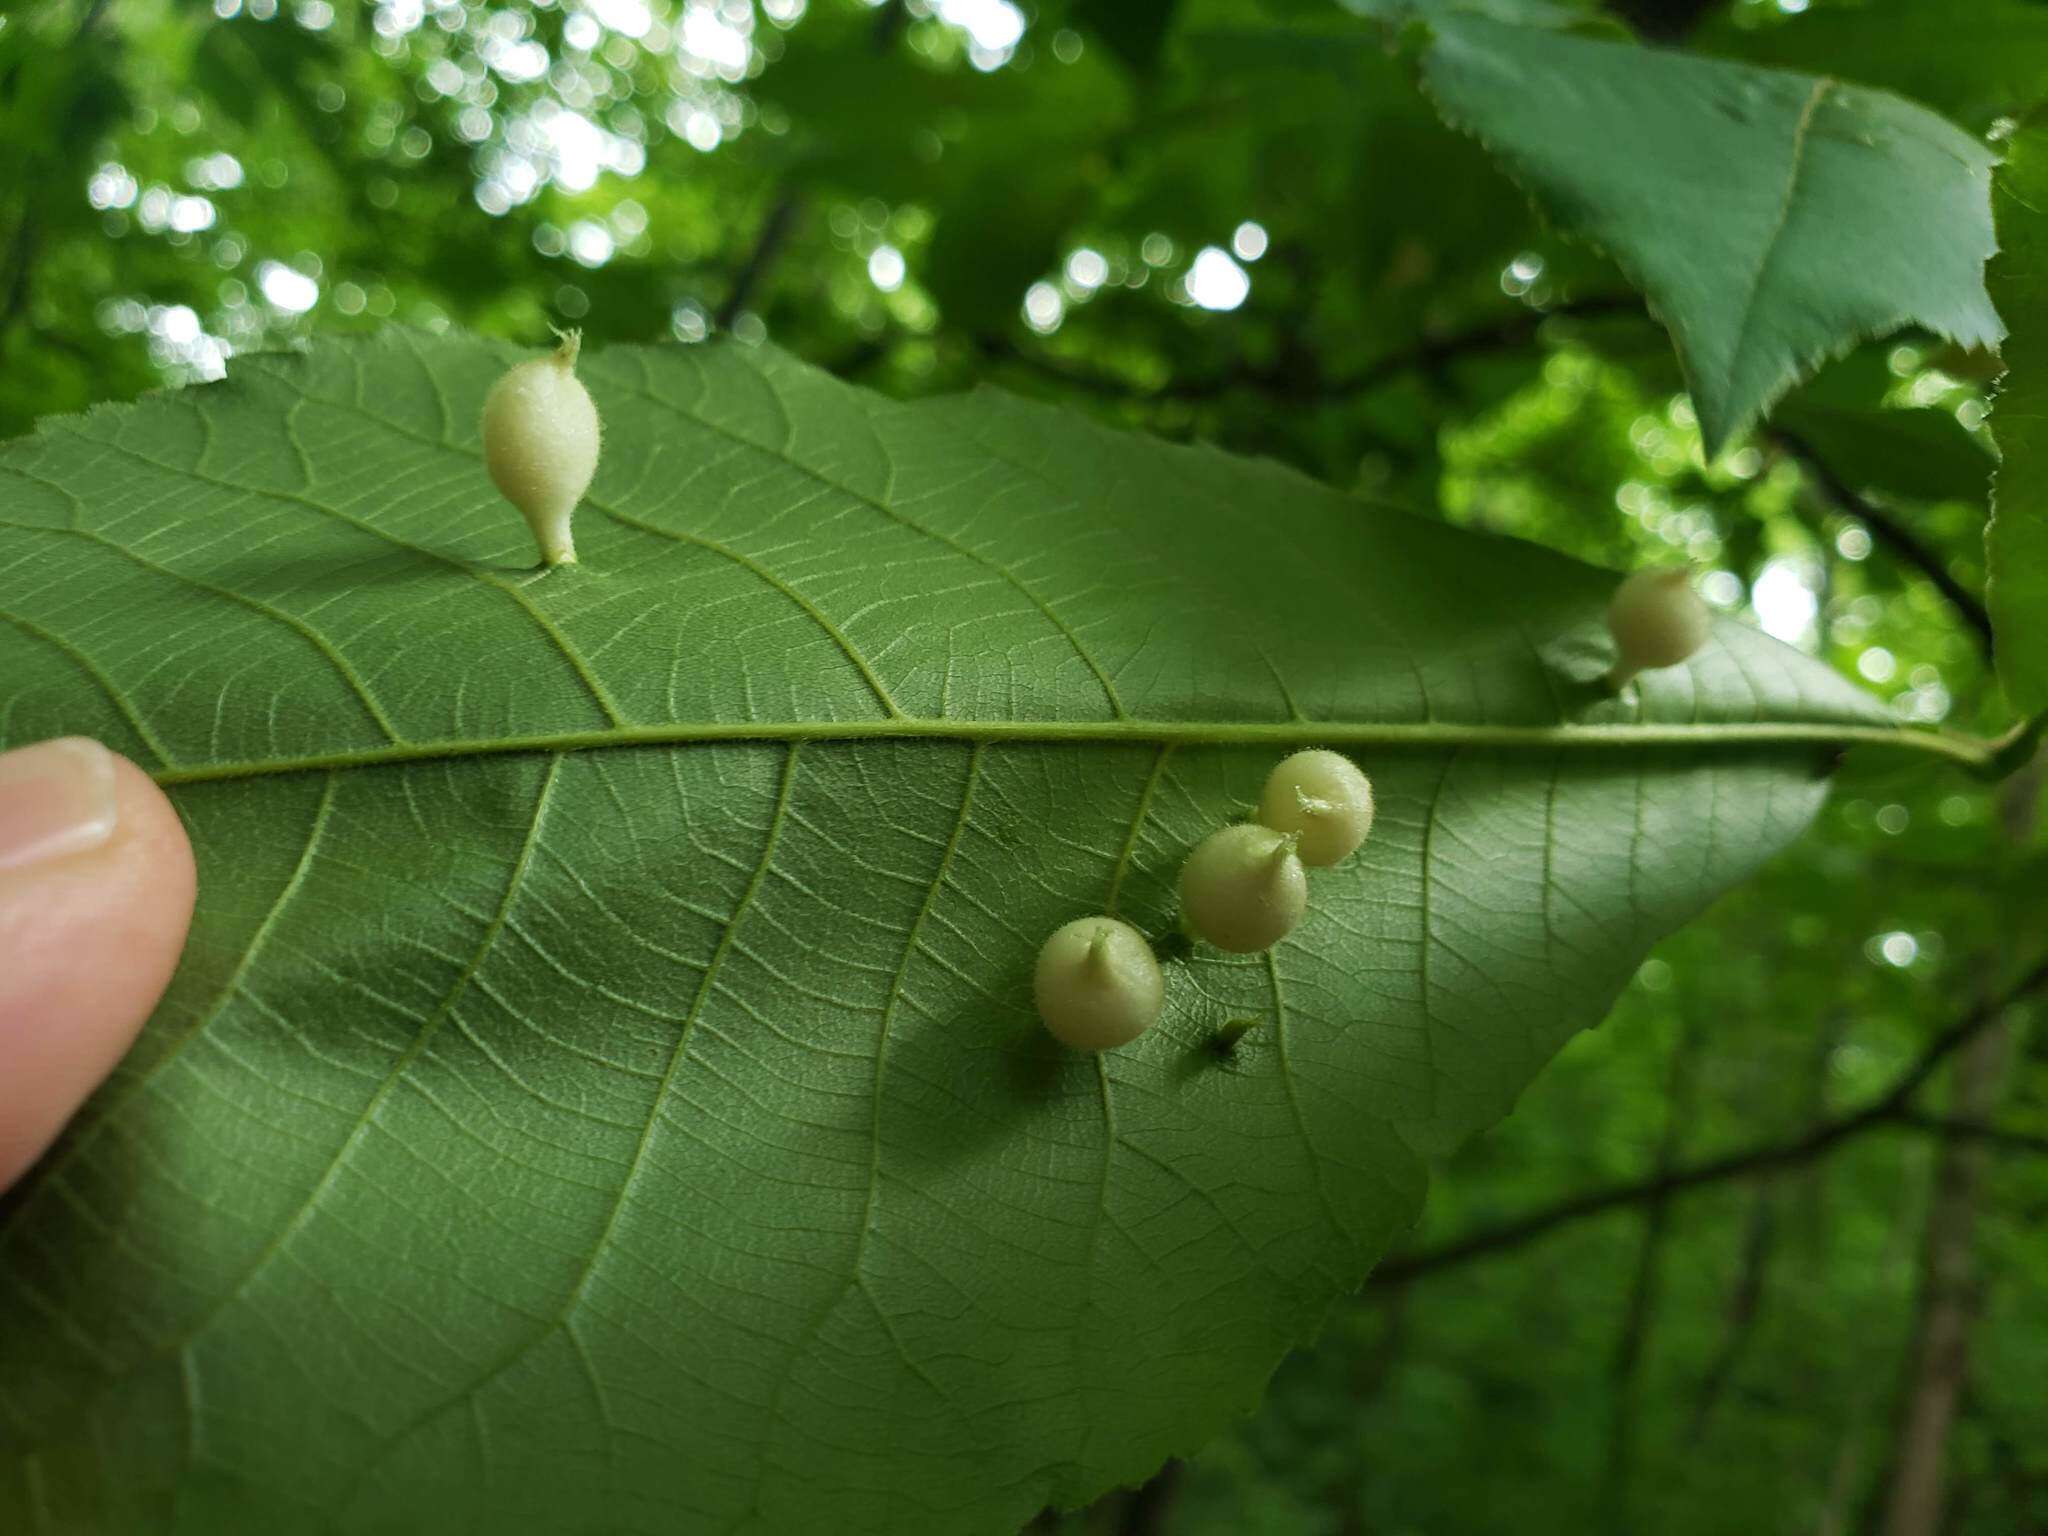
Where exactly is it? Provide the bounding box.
[1034,750,1374,1052]
[465,372,1709,1060]
[1033,567,1710,1054]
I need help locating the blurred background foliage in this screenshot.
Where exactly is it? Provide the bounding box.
[2,0,2045,1529]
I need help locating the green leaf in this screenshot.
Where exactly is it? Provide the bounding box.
[1699,0,2048,135]
[1343,0,1607,27]
[1990,115,2048,712]
[0,331,1953,1535]
[1066,0,1180,76]
[1415,16,2005,456]
[1775,401,1994,508]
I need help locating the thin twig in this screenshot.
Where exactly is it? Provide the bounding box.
[1365,957,2048,1290]
[978,295,1647,405]
[715,191,802,332]
[870,0,909,52]
[1685,1184,1777,1437]
[1602,1013,1701,1528]
[1688,1007,1841,1435]
[1773,427,1994,652]
[0,211,36,348]
[1891,1113,2048,1158]
[1334,294,1644,397]
[822,336,891,381]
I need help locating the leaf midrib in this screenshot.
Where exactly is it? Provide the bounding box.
[16,341,1961,791]
[1711,74,1833,445]
[146,714,1995,789]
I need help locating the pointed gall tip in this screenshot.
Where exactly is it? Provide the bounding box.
[1294,788,1336,818]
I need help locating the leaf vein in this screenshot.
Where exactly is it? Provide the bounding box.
[1720,77,1834,411]
[327,744,802,1520]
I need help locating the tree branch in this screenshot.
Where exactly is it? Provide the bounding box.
[715,191,802,332]
[1688,1007,1839,1436]
[1601,1013,1700,1528]
[977,295,1647,405]
[1685,1183,1777,1437]
[1891,1113,2048,1158]
[1333,294,1645,397]
[1879,1010,2008,1536]
[1772,428,1994,653]
[870,0,909,52]
[1365,957,2048,1291]
[0,210,36,352]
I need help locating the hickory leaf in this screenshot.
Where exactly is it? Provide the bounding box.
[1415,15,2004,456]
[0,331,1969,1535]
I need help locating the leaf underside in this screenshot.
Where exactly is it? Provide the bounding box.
[1418,16,2004,456]
[0,331,1893,1535]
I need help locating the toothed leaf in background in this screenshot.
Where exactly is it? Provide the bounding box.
[1414,15,2003,456]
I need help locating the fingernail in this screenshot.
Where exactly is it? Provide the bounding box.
[0,738,120,872]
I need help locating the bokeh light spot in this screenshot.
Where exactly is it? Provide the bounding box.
[1186,247,1250,311]
[1023,281,1063,334]
[257,261,319,312]
[868,245,906,292]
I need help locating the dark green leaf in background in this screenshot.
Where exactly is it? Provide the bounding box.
[1416,16,2004,455]
[1775,401,1994,509]
[0,330,1943,1535]
[758,17,1130,331]
[1989,113,2048,712]
[1342,0,1607,27]
[1068,0,1182,77]
[1700,0,2048,135]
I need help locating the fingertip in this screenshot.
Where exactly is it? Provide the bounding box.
[0,741,196,1188]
